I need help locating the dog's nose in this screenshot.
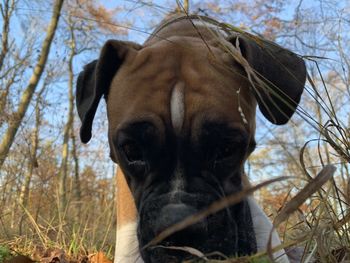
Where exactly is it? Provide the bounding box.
[155,204,207,240]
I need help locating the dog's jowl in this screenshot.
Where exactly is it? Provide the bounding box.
[76,15,306,263]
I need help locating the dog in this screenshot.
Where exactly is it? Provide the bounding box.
[76,15,306,263]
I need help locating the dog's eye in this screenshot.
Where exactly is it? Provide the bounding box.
[122,142,144,164]
[214,145,235,161]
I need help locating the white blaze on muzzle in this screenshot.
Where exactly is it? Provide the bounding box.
[169,82,186,200]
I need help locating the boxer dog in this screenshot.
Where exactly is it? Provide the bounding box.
[76,15,306,263]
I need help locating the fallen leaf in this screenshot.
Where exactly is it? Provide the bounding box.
[40,249,67,263]
[5,255,35,263]
[89,252,112,263]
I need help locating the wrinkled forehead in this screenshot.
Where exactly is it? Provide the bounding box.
[124,36,237,76]
[107,37,257,137]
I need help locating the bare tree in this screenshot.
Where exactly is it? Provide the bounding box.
[71,124,81,215]
[0,0,64,169]
[0,0,15,71]
[17,83,47,234]
[57,17,77,213]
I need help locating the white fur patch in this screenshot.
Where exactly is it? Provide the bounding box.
[248,197,290,263]
[170,82,185,135]
[115,222,144,263]
[170,166,185,201]
[171,177,185,192]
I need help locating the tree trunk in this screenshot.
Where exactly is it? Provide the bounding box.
[57,24,75,214]
[0,0,64,169]
[0,0,16,127]
[0,73,15,127]
[18,93,41,208]
[71,126,81,217]
[0,0,15,71]
[18,86,44,234]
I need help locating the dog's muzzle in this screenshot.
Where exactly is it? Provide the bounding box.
[137,185,257,262]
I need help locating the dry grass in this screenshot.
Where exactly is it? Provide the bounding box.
[0,185,116,261]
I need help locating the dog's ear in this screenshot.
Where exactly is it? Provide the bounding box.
[76,40,142,143]
[228,34,306,124]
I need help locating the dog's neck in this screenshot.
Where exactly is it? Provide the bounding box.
[115,168,142,262]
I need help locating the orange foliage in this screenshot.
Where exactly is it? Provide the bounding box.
[259,187,309,214]
[67,0,128,34]
[89,252,112,263]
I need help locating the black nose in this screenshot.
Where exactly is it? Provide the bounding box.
[155,204,207,241]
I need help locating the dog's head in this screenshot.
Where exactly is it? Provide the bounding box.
[76,18,306,262]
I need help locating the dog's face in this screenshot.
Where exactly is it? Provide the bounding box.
[76,20,306,263]
[108,38,258,261]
